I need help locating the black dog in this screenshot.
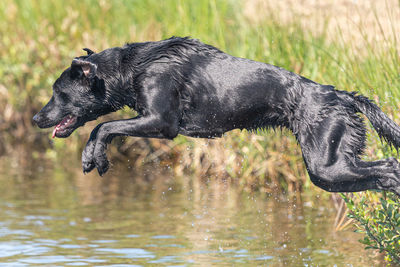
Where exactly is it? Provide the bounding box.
[33,37,400,195]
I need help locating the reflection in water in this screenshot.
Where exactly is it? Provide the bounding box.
[0,153,378,266]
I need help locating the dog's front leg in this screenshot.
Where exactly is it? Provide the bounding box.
[82,124,103,174]
[82,116,179,176]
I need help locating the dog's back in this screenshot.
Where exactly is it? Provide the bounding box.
[124,37,310,137]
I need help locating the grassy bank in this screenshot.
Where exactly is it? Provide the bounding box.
[1,0,399,193]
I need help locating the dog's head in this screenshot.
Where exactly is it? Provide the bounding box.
[33,48,117,138]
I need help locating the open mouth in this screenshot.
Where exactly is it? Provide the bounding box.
[52,115,78,138]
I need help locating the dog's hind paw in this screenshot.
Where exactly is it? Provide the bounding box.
[389,186,400,197]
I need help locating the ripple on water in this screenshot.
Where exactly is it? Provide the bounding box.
[101,265,143,267]
[0,263,28,267]
[148,255,185,264]
[0,242,51,258]
[125,234,140,238]
[95,248,155,259]
[255,255,274,260]
[19,256,105,265]
[151,235,175,239]
[314,249,331,255]
[92,240,117,244]
[0,227,33,238]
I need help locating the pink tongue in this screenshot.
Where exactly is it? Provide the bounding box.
[52,121,63,138]
[52,127,57,138]
[51,115,75,138]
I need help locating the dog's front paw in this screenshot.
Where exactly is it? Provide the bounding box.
[95,157,109,176]
[82,141,96,174]
[82,159,96,174]
[93,145,109,176]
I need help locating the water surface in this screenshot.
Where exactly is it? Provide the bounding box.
[0,154,377,266]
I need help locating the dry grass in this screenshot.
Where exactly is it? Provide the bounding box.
[244,0,400,52]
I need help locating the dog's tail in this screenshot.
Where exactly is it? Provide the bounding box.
[337,90,400,149]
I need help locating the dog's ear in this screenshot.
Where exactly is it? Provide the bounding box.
[83,48,95,56]
[71,59,97,79]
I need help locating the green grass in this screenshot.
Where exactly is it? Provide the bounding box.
[0,0,399,192]
[342,192,400,264]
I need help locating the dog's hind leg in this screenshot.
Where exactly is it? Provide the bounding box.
[297,112,400,196]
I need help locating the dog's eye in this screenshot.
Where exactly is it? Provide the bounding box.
[58,91,69,101]
[70,67,83,80]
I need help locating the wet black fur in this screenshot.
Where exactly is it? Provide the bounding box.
[33,37,400,195]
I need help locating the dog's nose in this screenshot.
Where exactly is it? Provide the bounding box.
[32,113,40,124]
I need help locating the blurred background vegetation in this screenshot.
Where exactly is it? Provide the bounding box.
[0,0,399,262]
